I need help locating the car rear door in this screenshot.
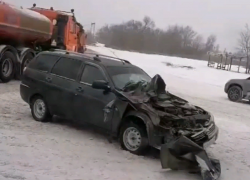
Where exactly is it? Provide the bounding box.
[46,56,83,119]
[73,63,116,130]
[23,54,60,103]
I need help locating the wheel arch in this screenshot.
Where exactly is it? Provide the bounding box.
[227,83,243,92]
[118,110,155,145]
[29,93,44,104]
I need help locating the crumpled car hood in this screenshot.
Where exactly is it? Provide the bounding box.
[117,74,211,129]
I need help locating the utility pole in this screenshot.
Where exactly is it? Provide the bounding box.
[91,23,96,42]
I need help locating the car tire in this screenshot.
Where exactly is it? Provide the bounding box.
[31,96,52,122]
[120,122,149,155]
[0,51,16,83]
[227,85,242,102]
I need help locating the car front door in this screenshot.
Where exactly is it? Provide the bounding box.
[73,63,116,130]
[46,57,83,119]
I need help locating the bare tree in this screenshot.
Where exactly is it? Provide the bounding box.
[205,35,217,52]
[192,35,204,51]
[238,24,250,73]
[96,16,219,60]
[181,26,197,47]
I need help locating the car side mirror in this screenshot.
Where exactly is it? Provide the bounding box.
[92,80,110,90]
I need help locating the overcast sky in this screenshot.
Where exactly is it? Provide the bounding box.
[8,0,250,51]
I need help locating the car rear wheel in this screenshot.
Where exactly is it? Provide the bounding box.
[120,122,149,155]
[227,85,242,102]
[31,96,52,122]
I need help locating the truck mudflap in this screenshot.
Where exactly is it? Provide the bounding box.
[160,136,221,180]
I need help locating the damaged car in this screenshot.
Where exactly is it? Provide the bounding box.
[20,51,221,180]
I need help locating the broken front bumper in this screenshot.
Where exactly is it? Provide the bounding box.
[203,125,219,149]
[160,136,221,180]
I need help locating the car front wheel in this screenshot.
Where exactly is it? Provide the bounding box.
[227,85,242,102]
[120,122,149,155]
[31,96,52,122]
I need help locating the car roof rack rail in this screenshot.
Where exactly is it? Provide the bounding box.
[84,52,131,64]
[50,49,131,64]
[51,49,81,55]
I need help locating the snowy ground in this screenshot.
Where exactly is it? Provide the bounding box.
[0,47,249,180]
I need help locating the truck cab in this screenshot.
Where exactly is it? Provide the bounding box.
[29,4,85,53]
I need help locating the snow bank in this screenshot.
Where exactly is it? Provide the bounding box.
[87,46,250,87]
[94,42,105,47]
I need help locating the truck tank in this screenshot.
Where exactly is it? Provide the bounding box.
[0,1,52,44]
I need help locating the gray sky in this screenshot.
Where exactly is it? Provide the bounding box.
[9,0,250,51]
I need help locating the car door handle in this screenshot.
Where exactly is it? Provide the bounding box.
[76,87,84,92]
[45,77,52,82]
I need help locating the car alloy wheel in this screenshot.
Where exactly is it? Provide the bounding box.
[228,86,242,102]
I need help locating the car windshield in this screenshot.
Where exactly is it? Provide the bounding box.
[107,66,151,90]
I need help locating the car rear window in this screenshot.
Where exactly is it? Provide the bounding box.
[28,54,59,72]
[51,57,82,80]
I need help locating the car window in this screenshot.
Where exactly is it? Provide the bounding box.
[28,54,59,72]
[51,57,82,80]
[107,66,151,89]
[81,65,105,84]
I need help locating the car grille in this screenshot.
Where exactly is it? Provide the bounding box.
[191,123,216,142]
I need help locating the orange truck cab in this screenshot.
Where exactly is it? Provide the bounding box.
[29,4,86,53]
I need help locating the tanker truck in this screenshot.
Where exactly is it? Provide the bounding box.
[0,1,87,83]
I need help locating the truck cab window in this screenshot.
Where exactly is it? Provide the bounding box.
[28,54,59,72]
[51,57,82,80]
[81,65,105,84]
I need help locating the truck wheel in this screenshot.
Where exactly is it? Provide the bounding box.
[22,53,34,70]
[120,122,149,155]
[15,53,34,80]
[227,85,242,102]
[0,51,15,83]
[31,96,52,122]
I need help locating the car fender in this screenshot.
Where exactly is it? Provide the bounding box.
[123,111,155,145]
[227,82,244,95]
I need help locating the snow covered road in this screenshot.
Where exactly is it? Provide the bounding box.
[0,47,249,179]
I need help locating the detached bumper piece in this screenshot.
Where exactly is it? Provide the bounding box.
[160,136,221,180]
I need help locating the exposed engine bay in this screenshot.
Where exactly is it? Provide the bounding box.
[119,74,217,144]
[111,74,221,180]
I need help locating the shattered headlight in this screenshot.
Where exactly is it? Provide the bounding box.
[209,112,214,122]
[204,112,214,126]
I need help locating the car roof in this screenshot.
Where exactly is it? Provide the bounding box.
[39,50,136,68]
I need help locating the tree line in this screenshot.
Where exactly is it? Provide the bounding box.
[86,16,219,60]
